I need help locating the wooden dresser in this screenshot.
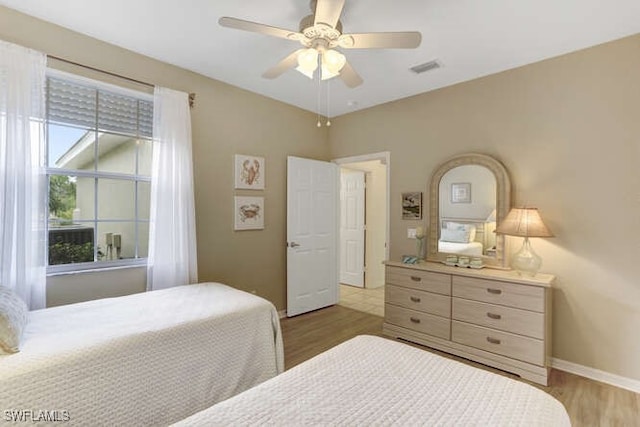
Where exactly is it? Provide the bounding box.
[383,261,555,385]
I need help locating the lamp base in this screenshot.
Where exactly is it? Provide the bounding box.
[511,237,542,277]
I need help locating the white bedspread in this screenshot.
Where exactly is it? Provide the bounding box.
[175,335,570,427]
[0,283,283,426]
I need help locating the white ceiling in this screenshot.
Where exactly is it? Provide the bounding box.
[2,0,640,117]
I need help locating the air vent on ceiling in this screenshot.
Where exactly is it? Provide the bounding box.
[410,60,441,74]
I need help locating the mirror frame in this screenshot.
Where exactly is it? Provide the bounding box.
[427,153,511,268]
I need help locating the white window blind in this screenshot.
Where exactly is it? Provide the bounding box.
[47,77,153,137]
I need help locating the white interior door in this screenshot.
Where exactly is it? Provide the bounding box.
[287,156,339,317]
[340,170,365,287]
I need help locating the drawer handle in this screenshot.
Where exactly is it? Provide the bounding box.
[410,276,422,282]
[410,317,421,324]
[486,337,501,345]
[410,296,421,303]
[487,288,502,295]
[487,312,502,320]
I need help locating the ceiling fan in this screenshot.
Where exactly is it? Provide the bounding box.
[219,0,422,88]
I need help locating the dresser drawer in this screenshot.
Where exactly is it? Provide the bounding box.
[386,266,451,295]
[385,304,450,340]
[452,298,544,339]
[452,321,544,366]
[386,285,451,318]
[452,276,544,312]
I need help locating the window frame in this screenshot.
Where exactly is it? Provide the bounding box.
[45,69,153,275]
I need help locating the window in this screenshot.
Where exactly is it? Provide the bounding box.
[45,74,153,271]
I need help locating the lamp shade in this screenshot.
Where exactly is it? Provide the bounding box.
[296,48,319,79]
[320,49,346,80]
[323,49,346,73]
[320,63,339,80]
[495,208,553,238]
[320,64,340,80]
[295,65,315,79]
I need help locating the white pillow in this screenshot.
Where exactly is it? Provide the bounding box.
[445,222,476,242]
[0,286,29,354]
[469,226,477,242]
[440,228,471,243]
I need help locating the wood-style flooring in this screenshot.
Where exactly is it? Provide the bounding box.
[281,305,640,427]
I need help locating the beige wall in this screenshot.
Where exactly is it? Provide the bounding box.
[0,6,329,309]
[329,34,640,380]
[47,267,147,307]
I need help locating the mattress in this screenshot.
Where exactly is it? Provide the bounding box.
[439,240,484,256]
[0,283,283,426]
[175,335,570,426]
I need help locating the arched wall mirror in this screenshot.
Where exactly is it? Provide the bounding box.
[427,153,511,268]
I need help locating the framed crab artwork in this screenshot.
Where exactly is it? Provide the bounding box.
[234,196,264,230]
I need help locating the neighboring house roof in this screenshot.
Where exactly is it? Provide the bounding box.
[55,131,133,170]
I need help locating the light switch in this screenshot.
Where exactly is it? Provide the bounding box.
[407,228,417,239]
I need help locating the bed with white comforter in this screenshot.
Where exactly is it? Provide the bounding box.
[0,283,283,426]
[175,335,570,426]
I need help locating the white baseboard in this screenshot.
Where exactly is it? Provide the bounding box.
[551,358,640,394]
[278,309,287,319]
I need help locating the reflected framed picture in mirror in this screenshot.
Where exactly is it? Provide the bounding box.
[451,182,471,204]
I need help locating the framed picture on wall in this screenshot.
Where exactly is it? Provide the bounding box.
[402,192,422,220]
[451,182,471,203]
[234,154,265,190]
[234,196,264,230]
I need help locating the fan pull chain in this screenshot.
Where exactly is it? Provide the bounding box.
[316,68,322,127]
[326,79,331,127]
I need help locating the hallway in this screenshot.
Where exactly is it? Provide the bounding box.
[338,284,384,317]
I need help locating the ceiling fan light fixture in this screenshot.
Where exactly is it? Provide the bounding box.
[320,64,339,80]
[220,2,423,90]
[295,65,315,79]
[323,49,346,73]
[296,48,319,78]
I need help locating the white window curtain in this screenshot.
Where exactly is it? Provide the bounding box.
[0,41,46,309]
[147,87,198,291]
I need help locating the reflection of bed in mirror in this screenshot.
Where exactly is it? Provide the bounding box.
[438,218,488,256]
[438,240,483,256]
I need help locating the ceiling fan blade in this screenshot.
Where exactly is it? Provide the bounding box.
[219,17,299,40]
[314,0,346,28]
[339,61,363,88]
[339,32,422,49]
[262,49,305,79]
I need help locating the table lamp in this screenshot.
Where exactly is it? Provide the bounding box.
[495,207,553,276]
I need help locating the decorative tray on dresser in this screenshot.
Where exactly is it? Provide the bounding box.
[383,261,555,386]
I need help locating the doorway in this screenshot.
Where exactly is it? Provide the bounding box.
[334,152,389,317]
